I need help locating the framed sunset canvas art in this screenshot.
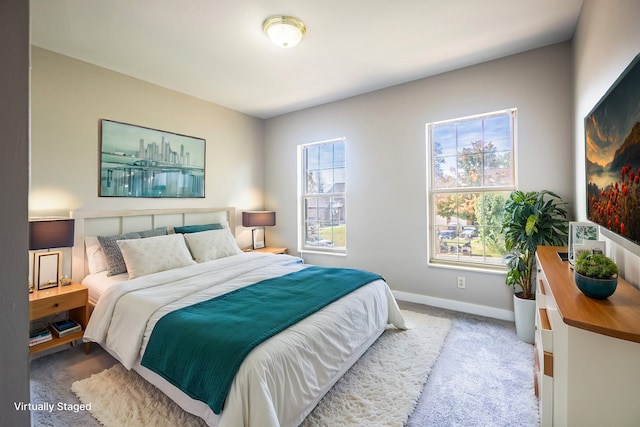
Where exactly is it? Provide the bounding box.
[585,53,640,249]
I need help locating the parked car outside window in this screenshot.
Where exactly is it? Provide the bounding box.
[461,226,479,239]
[438,229,457,239]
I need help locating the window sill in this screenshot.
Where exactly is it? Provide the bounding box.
[428,259,506,275]
[299,249,347,257]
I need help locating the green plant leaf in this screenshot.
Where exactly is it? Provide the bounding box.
[525,214,538,236]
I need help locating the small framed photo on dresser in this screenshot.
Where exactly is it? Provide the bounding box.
[568,221,602,265]
[568,222,600,265]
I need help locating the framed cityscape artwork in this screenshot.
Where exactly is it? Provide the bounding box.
[99,119,206,198]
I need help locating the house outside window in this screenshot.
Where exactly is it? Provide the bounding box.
[298,138,346,254]
[427,109,516,267]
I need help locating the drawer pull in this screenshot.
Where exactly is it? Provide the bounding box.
[53,303,59,308]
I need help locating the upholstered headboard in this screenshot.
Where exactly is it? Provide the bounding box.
[70,207,235,282]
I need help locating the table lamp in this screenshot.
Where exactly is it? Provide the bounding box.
[242,211,276,249]
[29,218,75,291]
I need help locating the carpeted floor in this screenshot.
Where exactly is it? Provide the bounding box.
[29,301,539,426]
[403,302,539,427]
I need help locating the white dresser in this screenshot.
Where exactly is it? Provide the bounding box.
[535,246,640,427]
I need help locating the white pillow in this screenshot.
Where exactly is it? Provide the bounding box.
[183,228,242,263]
[85,236,108,274]
[117,233,196,279]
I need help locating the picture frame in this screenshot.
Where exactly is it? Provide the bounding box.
[34,251,62,290]
[568,221,599,265]
[252,228,266,249]
[585,53,640,250]
[99,119,206,198]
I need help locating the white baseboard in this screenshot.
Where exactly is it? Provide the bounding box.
[392,290,515,322]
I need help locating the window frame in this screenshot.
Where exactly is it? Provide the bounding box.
[297,137,347,256]
[427,108,517,269]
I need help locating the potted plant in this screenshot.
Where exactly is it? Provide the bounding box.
[502,190,568,343]
[573,250,618,299]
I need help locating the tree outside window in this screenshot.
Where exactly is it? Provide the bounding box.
[428,109,516,266]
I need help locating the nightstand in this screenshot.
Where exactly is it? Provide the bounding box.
[248,246,288,254]
[29,282,90,355]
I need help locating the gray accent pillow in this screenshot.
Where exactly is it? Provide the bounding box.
[139,227,169,238]
[97,232,142,276]
[97,227,168,276]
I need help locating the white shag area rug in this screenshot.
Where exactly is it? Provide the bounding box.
[72,310,450,427]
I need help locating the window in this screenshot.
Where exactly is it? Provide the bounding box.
[298,138,346,254]
[427,109,516,267]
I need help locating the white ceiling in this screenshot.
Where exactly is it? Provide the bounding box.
[31,0,583,119]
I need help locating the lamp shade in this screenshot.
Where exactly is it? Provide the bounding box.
[242,211,276,227]
[29,219,75,250]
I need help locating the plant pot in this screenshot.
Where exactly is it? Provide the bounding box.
[513,294,535,344]
[574,271,618,299]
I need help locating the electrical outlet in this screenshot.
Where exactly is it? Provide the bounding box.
[457,276,466,289]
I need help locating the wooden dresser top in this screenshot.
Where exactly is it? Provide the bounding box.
[537,245,640,343]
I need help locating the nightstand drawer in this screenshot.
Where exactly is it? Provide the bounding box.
[30,290,86,320]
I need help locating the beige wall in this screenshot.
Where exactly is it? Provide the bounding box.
[30,47,265,247]
[573,0,640,286]
[263,43,574,318]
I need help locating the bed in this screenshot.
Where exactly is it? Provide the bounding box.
[71,208,407,427]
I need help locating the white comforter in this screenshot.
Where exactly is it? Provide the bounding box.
[84,252,406,427]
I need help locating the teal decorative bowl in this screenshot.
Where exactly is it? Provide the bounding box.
[574,271,617,299]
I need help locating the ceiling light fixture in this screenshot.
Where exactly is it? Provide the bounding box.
[262,15,306,48]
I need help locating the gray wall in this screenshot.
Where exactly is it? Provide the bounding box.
[0,0,30,425]
[573,0,640,287]
[264,43,574,318]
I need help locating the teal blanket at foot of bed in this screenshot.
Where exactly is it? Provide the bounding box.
[140,265,383,414]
